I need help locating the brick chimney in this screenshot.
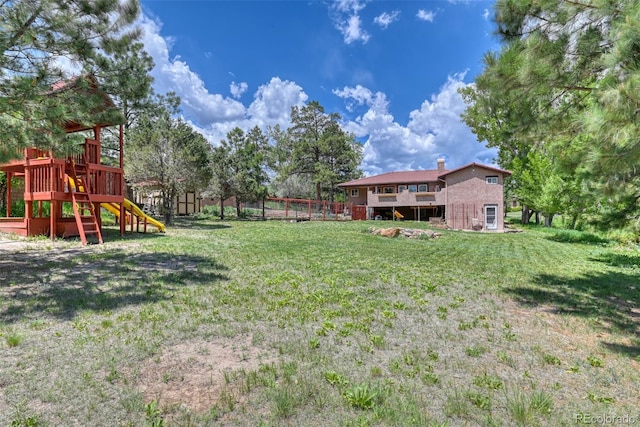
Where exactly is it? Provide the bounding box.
[437,158,445,173]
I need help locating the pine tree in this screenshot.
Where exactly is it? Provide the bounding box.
[0,0,141,161]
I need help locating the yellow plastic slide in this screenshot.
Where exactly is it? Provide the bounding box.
[394,210,404,219]
[68,177,164,232]
[101,199,165,232]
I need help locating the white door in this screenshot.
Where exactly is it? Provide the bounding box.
[485,205,498,230]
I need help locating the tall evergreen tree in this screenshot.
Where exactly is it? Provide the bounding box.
[0,0,141,161]
[208,127,270,219]
[273,101,362,201]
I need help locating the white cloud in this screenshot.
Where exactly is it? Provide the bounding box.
[247,77,308,128]
[334,74,497,174]
[416,9,436,22]
[230,81,248,99]
[138,14,307,145]
[483,9,490,21]
[374,10,400,29]
[139,15,245,125]
[329,0,370,44]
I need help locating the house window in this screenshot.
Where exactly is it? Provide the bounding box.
[398,185,407,193]
[418,184,428,192]
[384,186,394,194]
[486,176,498,184]
[408,184,418,192]
[351,189,359,197]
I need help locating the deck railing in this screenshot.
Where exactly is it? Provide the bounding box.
[86,165,123,196]
[23,161,122,197]
[26,161,66,193]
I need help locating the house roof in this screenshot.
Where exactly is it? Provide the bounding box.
[338,162,511,188]
[49,74,121,132]
[438,162,512,177]
[338,169,445,188]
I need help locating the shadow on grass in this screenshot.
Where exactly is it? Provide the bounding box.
[169,216,234,230]
[545,229,609,245]
[0,247,229,323]
[591,251,640,268]
[505,270,639,357]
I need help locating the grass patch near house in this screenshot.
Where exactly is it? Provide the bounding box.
[0,219,638,425]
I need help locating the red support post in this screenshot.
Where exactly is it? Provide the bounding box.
[6,172,11,217]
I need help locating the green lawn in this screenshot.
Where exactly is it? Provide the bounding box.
[1,219,638,426]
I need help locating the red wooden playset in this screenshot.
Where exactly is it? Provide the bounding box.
[0,78,164,244]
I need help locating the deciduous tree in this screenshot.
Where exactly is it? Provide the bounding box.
[125,95,211,225]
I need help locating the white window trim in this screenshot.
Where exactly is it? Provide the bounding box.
[486,176,498,184]
[350,188,359,197]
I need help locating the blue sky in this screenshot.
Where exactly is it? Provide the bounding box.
[137,0,500,175]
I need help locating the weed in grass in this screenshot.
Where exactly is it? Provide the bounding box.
[587,355,604,367]
[272,386,296,418]
[586,391,615,405]
[144,401,164,427]
[542,353,562,366]
[503,323,517,342]
[9,415,42,427]
[28,320,47,331]
[5,333,22,348]
[324,371,349,388]
[426,349,439,361]
[530,390,553,414]
[496,351,516,368]
[369,334,384,348]
[466,391,491,411]
[465,345,488,357]
[444,389,471,418]
[437,306,448,320]
[343,384,377,410]
[473,373,503,390]
[422,372,439,385]
[100,319,114,329]
[370,366,383,377]
[219,389,236,412]
[505,391,534,425]
[308,337,320,349]
[458,321,474,331]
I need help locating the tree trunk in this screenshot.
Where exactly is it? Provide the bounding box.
[236,198,241,218]
[535,211,540,225]
[521,205,530,225]
[570,213,578,229]
[163,190,174,225]
[316,181,322,201]
[219,197,225,220]
[544,214,554,227]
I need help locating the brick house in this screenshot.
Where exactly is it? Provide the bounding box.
[338,159,512,231]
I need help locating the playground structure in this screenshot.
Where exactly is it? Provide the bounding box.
[0,77,164,244]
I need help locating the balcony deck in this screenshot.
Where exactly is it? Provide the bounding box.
[367,190,445,207]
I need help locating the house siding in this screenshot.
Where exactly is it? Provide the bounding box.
[445,166,506,231]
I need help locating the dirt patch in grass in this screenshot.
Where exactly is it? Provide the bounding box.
[136,335,272,413]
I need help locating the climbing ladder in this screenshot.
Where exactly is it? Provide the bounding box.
[67,160,103,245]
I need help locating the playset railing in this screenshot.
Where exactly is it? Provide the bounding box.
[22,159,123,198]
